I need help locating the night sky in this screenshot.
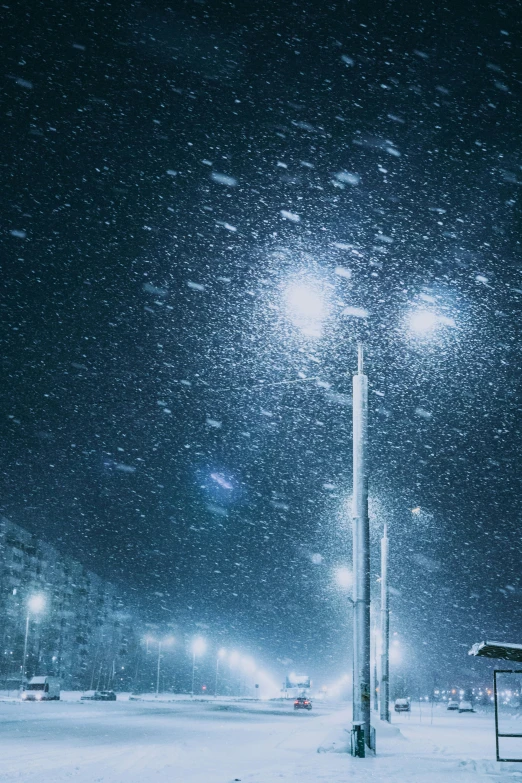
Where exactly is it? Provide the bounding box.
[2,0,522,687]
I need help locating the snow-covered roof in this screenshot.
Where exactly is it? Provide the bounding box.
[29,676,47,684]
[469,641,522,662]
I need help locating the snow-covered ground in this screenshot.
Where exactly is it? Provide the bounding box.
[0,696,520,782]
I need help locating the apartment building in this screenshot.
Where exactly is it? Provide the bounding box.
[0,516,139,690]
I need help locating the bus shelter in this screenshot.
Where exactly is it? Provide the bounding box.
[469,641,522,762]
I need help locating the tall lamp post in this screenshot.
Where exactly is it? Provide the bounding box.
[352,344,371,754]
[191,637,206,697]
[215,648,226,697]
[380,523,390,722]
[155,636,175,697]
[21,594,46,689]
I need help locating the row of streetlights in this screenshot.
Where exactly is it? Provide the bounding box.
[143,635,268,697]
[12,593,273,698]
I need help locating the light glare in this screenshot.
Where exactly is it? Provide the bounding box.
[192,636,206,656]
[409,309,439,335]
[283,279,327,338]
[28,594,46,613]
[334,567,353,589]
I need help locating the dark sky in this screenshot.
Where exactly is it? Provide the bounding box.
[2,0,522,686]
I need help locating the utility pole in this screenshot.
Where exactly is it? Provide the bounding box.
[156,641,162,696]
[352,344,371,753]
[380,523,390,722]
[21,613,30,689]
[373,622,379,713]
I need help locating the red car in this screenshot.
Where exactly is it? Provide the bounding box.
[294,696,312,711]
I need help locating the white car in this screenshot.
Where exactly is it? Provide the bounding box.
[447,700,459,710]
[458,700,474,713]
[394,698,410,712]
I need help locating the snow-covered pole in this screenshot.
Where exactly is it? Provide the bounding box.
[21,613,30,689]
[156,641,162,696]
[373,622,379,712]
[352,344,371,750]
[380,523,390,722]
[191,652,196,697]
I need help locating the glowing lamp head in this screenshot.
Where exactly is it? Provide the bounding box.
[334,567,353,590]
[283,279,328,338]
[408,306,456,340]
[27,594,46,614]
[409,309,439,335]
[192,637,206,656]
[218,648,227,659]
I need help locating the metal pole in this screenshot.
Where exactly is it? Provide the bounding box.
[352,343,371,749]
[380,523,390,722]
[21,613,30,689]
[215,657,219,697]
[373,622,379,712]
[156,641,161,696]
[494,670,500,762]
[191,652,195,697]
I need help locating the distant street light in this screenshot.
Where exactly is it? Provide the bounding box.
[154,636,175,697]
[215,648,226,697]
[191,637,206,697]
[21,593,46,688]
[407,307,456,339]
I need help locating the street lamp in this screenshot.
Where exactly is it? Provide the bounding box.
[154,636,175,697]
[21,593,46,689]
[215,648,226,697]
[191,637,206,697]
[380,524,390,722]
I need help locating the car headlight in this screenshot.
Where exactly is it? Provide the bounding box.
[36,693,43,700]
[21,693,27,700]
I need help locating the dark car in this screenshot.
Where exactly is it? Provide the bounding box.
[81,690,117,701]
[95,690,117,701]
[294,696,312,711]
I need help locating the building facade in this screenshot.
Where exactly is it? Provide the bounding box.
[0,516,140,690]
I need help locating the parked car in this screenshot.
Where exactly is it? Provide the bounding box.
[458,700,474,713]
[447,700,459,710]
[394,698,411,713]
[294,696,312,711]
[21,676,60,701]
[81,690,117,701]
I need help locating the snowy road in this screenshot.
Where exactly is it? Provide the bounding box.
[0,697,520,783]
